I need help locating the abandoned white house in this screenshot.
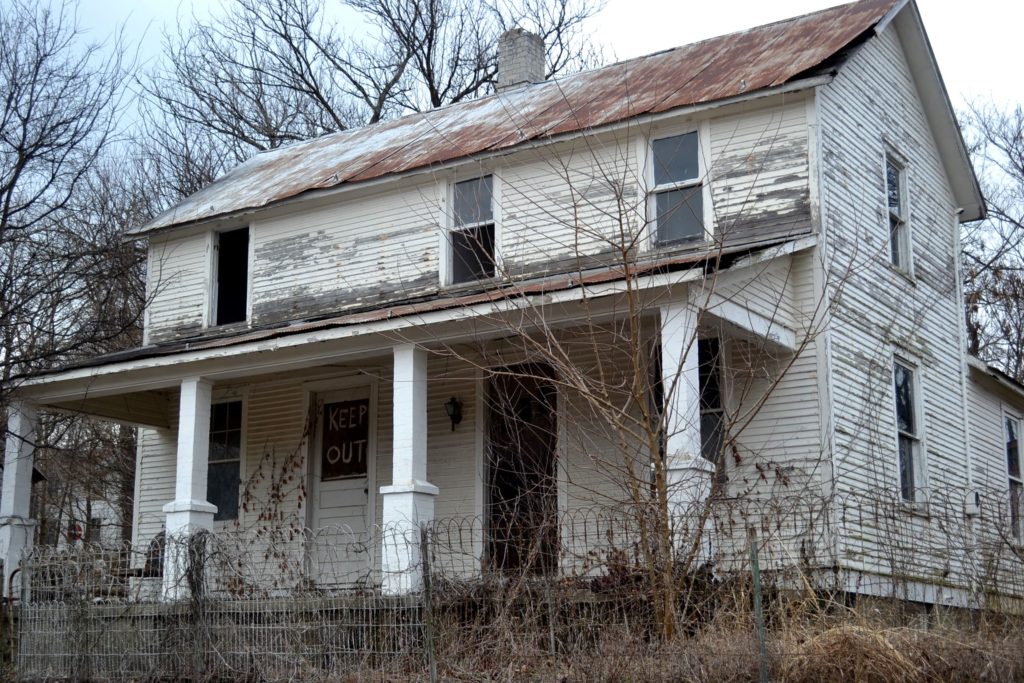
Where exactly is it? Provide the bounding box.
[5,0,1021,607]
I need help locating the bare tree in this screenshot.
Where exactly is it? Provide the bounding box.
[961,100,1024,378]
[139,0,602,201]
[0,0,132,384]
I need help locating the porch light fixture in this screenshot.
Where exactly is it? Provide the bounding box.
[444,397,463,431]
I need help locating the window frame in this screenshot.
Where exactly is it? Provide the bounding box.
[892,356,927,503]
[442,173,502,285]
[1004,411,1023,539]
[207,224,254,328]
[884,148,912,275]
[645,123,712,249]
[207,397,246,524]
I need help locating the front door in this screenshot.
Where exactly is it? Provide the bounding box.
[486,364,558,575]
[310,386,375,586]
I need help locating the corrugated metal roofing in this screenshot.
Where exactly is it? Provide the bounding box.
[136,0,898,235]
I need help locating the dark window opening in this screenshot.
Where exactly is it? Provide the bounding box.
[699,338,725,470]
[451,176,495,283]
[208,400,242,521]
[893,361,920,501]
[1007,417,1022,538]
[215,228,249,325]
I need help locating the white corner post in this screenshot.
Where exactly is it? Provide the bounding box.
[660,301,715,523]
[380,344,438,594]
[162,377,217,599]
[1,401,37,599]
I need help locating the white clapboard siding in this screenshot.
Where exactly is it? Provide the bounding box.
[500,132,638,272]
[134,413,179,546]
[251,180,440,324]
[146,235,209,343]
[709,98,810,244]
[818,25,969,587]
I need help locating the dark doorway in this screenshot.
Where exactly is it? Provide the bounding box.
[486,364,558,575]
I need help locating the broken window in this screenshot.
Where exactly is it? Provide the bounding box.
[1007,416,1022,538]
[893,360,923,501]
[886,154,910,270]
[214,227,250,325]
[652,131,704,244]
[699,338,726,469]
[208,400,242,521]
[451,175,496,283]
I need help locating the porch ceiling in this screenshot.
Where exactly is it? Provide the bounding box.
[44,389,173,429]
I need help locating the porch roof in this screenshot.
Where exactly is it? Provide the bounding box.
[17,236,814,414]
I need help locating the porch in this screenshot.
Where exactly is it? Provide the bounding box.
[1,249,806,599]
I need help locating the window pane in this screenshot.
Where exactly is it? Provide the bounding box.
[452,224,496,283]
[899,434,915,501]
[889,214,903,266]
[655,187,703,244]
[701,411,725,465]
[211,402,229,433]
[1007,418,1020,479]
[886,157,902,214]
[1012,481,1022,539]
[653,132,699,185]
[208,461,240,521]
[893,363,914,434]
[454,176,493,226]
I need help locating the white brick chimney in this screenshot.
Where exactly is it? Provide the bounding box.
[497,29,545,92]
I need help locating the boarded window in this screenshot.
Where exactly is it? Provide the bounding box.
[451,176,496,283]
[215,227,250,325]
[208,401,242,521]
[652,132,704,244]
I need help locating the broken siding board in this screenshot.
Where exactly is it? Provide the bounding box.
[251,181,441,326]
[819,26,970,590]
[709,99,812,245]
[146,234,209,343]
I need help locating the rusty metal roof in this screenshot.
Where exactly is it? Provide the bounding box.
[136,0,898,235]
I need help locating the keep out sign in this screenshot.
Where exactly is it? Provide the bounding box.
[321,398,370,480]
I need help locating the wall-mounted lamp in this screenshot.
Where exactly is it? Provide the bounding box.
[444,397,463,431]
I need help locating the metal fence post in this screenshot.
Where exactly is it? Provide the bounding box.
[748,526,769,683]
[420,524,438,683]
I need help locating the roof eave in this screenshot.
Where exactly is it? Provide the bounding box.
[890,1,986,222]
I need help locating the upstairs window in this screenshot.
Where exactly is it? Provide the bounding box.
[885,154,910,270]
[214,227,250,325]
[451,176,496,283]
[652,132,704,244]
[208,400,242,522]
[893,360,923,501]
[1007,416,1022,538]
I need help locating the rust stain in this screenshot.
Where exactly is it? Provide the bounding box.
[137,0,896,235]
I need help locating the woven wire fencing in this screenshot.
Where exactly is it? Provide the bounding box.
[14,488,1024,680]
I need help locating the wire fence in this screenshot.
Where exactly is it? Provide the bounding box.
[12,487,1024,680]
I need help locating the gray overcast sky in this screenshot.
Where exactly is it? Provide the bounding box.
[76,0,1020,111]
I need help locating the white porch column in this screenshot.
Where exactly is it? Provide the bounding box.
[660,302,715,517]
[0,401,37,599]
[162,377,217,599]
[380,344,438,594]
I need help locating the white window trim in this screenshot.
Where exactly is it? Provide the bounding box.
[439,172,502,286]
[883,146,913,277]
[892,354,928,505]
[643,122,713,251]
[1003,409,1023,539]
[207,223,255,328]
[209,392,247,527]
